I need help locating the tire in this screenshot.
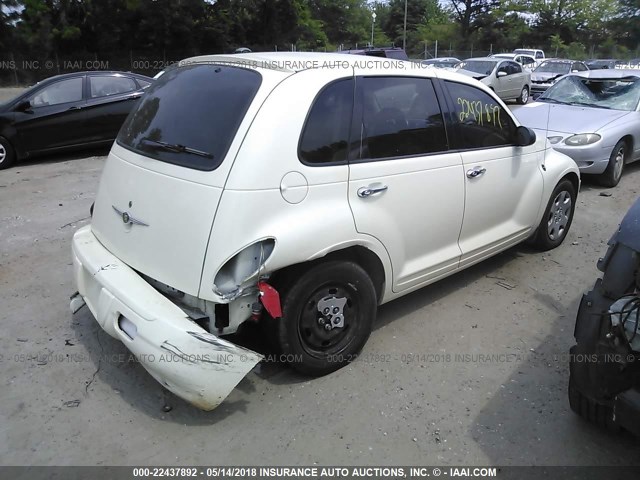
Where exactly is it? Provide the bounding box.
[599,139,627,188]
[277,260,377,376]
[531,179,576,251]
[516,86,529,104]
[568,381,619,432]
[0,136,16,170]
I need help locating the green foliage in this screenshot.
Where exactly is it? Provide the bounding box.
[0,0,638,68]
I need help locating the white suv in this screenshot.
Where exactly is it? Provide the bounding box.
[70,53,580,410]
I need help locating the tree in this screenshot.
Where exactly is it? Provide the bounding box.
[447,0,500,46]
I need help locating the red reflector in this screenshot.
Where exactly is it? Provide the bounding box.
[258,281,282,318]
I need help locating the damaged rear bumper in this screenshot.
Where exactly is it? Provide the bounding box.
[70,225,263,410]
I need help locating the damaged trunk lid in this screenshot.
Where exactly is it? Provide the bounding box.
[91,63,274,296]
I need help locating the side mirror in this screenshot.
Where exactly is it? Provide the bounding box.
[571,69,578,73]
[516,126,536,146]
[15,100,32,112]
[497,70,508,77]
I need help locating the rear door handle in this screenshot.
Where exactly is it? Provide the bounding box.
[466,166,487,179]
[67,105,83,111]
[357,184,388,198]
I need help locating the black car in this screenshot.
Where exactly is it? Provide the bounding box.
[569,196,640,435]
[0,71,152,169]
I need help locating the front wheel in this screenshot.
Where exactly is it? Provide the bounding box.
[516,86,529,105]
[599,140,626,188]
[531,179,576,251]
[277,260,377,376]
[0,136,16,170]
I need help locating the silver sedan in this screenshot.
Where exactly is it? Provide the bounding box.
[513,69,640,187]
[455,58,531,104]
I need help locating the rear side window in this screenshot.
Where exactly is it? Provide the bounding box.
[90,75,137,98]
[358,77,447,160]
[118,65,261,171]
[299,79,354,165]
[445,81,516,149]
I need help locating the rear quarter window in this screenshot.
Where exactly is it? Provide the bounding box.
[117,65,262,171]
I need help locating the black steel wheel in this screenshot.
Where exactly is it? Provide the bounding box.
[277,260,377,376]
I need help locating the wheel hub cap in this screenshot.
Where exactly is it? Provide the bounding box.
[0,144,5,162]
[614,147,624,180]
[547,190,571,240]
[317,296,347,330]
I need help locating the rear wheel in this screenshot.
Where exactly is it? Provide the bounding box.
[277,260,376,376]
[531,179,576,251]
[516,86,529,104]
[0,136,16,170]
[599,139,627,188]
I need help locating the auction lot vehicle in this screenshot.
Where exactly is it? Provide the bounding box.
[0,71,152,169]
[420,57,461,69]
[569,196,640,436]
[514,69,640,187]
[513,48,545,62]
[490,53,537,71]
[70,52,580,410]
[585,59,626,70]
[456,57,531,104]
[530,59,589,99]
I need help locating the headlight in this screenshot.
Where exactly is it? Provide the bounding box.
[547,136,563,144]
[564,133,601,146]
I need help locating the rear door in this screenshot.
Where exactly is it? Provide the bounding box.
[84,74,143,143]
[506,61,525,97]
[347,73,465,292]
[90,64,280,296]
[442,80,544,267]
[15,75,87,152]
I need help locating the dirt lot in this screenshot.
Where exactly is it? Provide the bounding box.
[1,90,640,466]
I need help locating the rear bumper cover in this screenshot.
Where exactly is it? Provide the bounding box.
[70,225,262,410]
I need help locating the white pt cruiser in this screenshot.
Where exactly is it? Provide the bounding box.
[71,53,580,410]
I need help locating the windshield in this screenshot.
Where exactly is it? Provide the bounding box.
[117,64,262,171]
[534,61,570,74]
[540,75,640,111]
[458,60,497,75]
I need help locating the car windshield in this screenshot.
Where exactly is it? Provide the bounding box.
[117,64,261,171]
[540,75,640,111]
[534,62,570,74]
[458,60,497,75]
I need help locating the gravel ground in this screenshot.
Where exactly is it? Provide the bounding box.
[1,87,640,466]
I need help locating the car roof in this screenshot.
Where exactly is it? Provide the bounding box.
[539,59,577,63]
[464,57,501,63]
[182,52,414,73]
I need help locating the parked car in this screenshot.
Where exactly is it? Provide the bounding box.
[420,57,460,69]
[456,57,531,103]
[514,69,640,187]
[513,48,545,62]
[341,47,409,60]
[491,53,537,71]
[0,71,152,169]
[70,52,579,410]
[585,59,625,70]
[530,59,589,99]
[569,196,640,436]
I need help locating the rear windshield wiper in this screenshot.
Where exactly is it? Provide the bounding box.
[140,138,214,159]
